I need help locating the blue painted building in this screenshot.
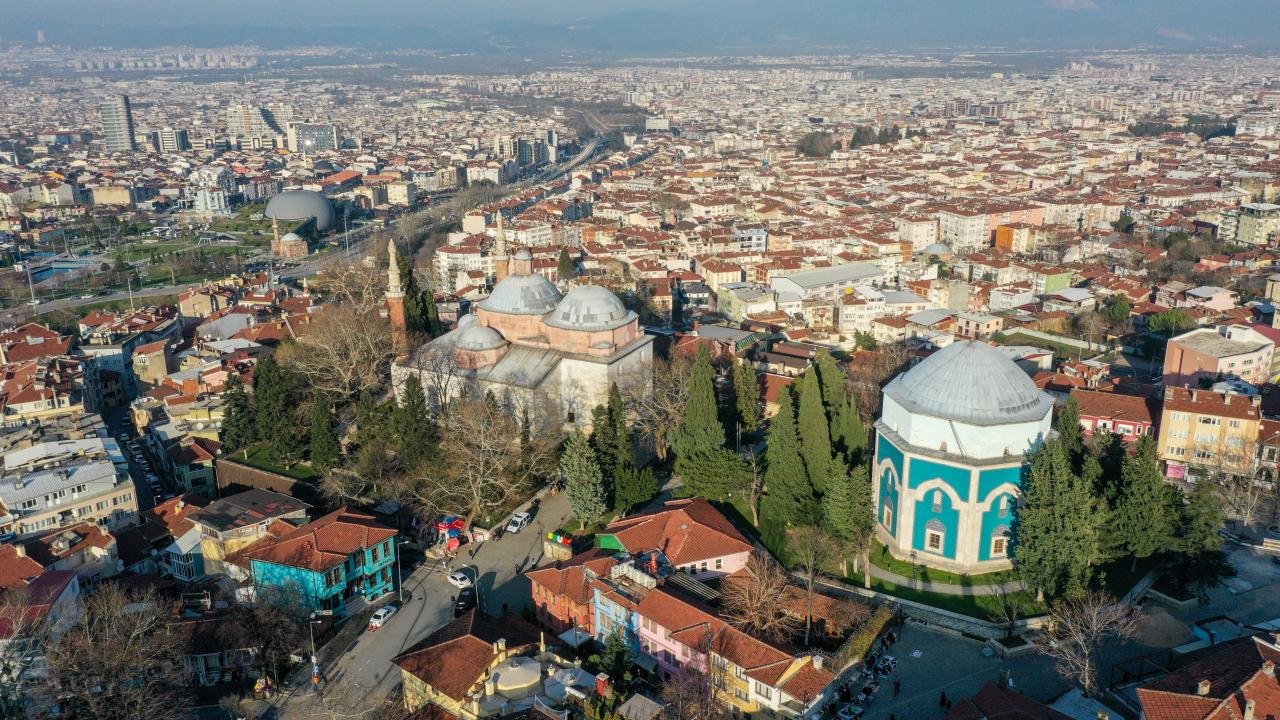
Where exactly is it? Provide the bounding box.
[872,341,1054,573]
[245,507,397,615]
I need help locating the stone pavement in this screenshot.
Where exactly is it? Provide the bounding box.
[852,623,1069,720]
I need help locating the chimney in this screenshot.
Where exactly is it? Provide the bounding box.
[1197,679,1211,696]
[595,673,611,697]
[813,655,823,671]
[13,545,25,558]
[495,637,506,655]
[1191,390,1199,402]
[1263,660,1276,678]
[1097,713,1110,720]
[1243,699,1255,720]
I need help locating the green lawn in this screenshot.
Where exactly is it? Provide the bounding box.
[997,331,1087,359]
[71,294,179,314]
[235,444,320,482]
[1099,554,1162,599]
[863,574,1046,622]
[869,541,1020,587]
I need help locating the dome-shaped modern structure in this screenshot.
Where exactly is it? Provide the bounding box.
[479,272,563,316]
[873,341,1054,574]
[884,341,1053,427]
[265,189,336,232]
[455,325,506,352]
[545,285,635,331]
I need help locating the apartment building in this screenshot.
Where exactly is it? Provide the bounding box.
[0,445,137,538]
[1164,325,1275,389]
[769,263,883,302]
[1157,387,1261,477]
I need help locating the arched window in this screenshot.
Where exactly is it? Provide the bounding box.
[924,518,945,553]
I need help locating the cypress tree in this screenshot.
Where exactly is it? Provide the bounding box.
[821,460,875,586]
[615,465,658,515]
[395,375,435,469]
[252,356,302,460]
[1056,394,1085,471]
[557,247,577,280]
[563,431,607,529]
[673,346,724,459]
[733,361,762,433]
[308,392,340,473]
[761,386,815,526]
[832,390,867,464]
[1012,438,1101,600]
[1179,478,1224,556]
[1113,435,1177,570]
[813,351,845,415]
[797,369,834,495]
[220,374,256,455]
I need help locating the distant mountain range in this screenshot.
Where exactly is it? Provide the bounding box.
[8,0,1279,54]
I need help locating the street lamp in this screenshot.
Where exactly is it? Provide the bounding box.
[909,551,919,590]
[308,613,323,665]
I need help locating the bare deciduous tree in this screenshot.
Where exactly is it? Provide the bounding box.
[1035,592,1137,698]
[790,526,834,648]
[405,396,554,526]
[218,584,311,684]
[631,354,693,462]
[408,344,469,414]
[311,251,389,314]
[1211,457,1274,531]
[743,449,765,527]
[0,585,62,716]
[988,584,1024,641]
[44,585,190,720]
[720,551,803,643]
[276,305,395,401]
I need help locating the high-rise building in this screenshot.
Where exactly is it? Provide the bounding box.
[156,127,191,153]
[286,122,339,153]
[100,95,137,153]
[225,103,291,139]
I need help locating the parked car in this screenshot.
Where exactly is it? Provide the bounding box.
[368,605,397,631]
[453,587,476,617]
[505,512,532,535]
[447,568,475,589]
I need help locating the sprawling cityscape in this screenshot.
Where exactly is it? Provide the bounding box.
[0,2,1277,720]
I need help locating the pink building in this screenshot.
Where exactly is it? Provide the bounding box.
[1163,325,1275,389]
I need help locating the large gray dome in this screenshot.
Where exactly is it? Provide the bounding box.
[455,325,506,351]
[480,273,562,316]
[884,341,1053,426]
[265,190,336,232]
[545,285,634,331]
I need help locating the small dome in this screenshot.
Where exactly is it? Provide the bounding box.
[884,340,1053,426]
[480,272,562,316]
[455,325,506,352]
[514,248,533,260]
[456,313,478,328]
[265,190,336,232]
[280,232,303,243]
[545,284,634,332]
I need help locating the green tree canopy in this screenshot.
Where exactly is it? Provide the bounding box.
[733,361,762,434]
[761,386,816,527]
[308,392,340,473]
[797,369,834,495]
[394,375,435,469]
[832,390,867,464]
[220,374,256,454]
[821,461,875,585]
[557,247,577,280]
[1012,438,1102,600]
[563,431,607,529]
[1148,309,1195,335]
[1113,436,1178,569]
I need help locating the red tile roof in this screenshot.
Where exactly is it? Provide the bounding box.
[392,610,540,702]
[1137,635,1280,720]
[245,507,396,572]
[946,681,1072,720]
[601,497,751,567]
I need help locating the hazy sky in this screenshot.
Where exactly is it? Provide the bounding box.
[6,1,1279,52]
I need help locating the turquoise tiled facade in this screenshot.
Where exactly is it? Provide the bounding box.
[251,537,397,616]
[874,432,1025,572]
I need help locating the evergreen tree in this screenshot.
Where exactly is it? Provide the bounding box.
[670,283,684,328]
[813,351,845,415]
[1113,436,1177,570]
[673,347,724,460]
[796,369,834,495]
[557,247,577,280]
[821,460,875,586]
[1179,478,1224,556]
[394,375,435,468]
[563,431,607,529]
[761,386,815,527]
[398,245,439,337]
[832,390,867,463]
[733,361,761,433]
[1056,394,1085,471]
[308,392,340,473]
[220,374,256,455]
[680,448,749,501]
[614,465,658,515]
[251,356,303,460]
[1012,438,1101,600]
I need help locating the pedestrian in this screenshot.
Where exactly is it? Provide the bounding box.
[894,679,901,696]
[946,699,953,711]
[939,691,948,707]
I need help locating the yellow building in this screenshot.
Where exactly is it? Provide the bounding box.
[188,489,309,576]
[1157,387,1261,477]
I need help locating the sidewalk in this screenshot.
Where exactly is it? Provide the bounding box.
[866,563,1026,597]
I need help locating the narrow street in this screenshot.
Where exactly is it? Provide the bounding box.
[266,489,573,718]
